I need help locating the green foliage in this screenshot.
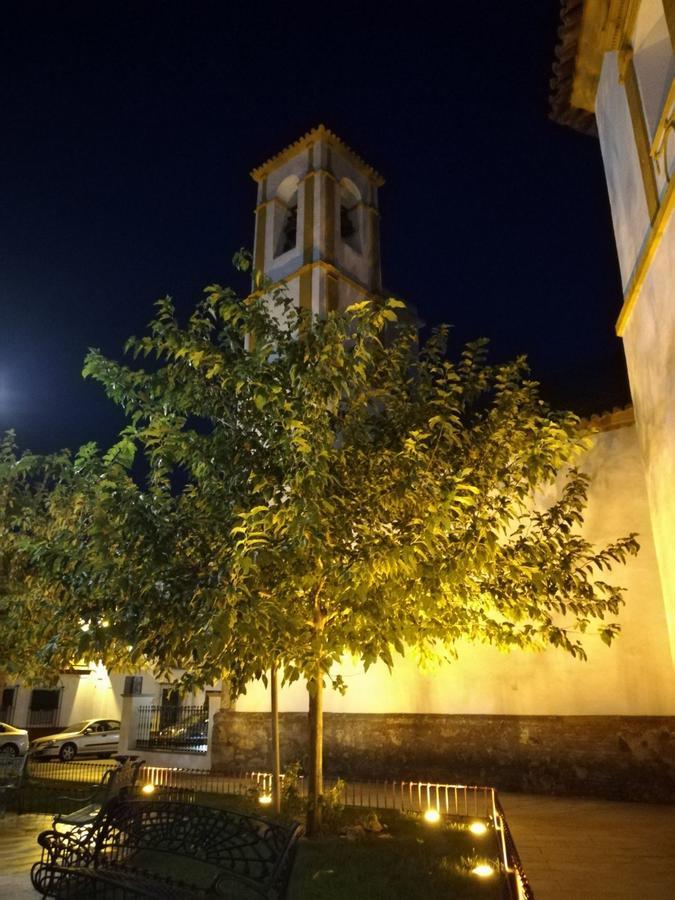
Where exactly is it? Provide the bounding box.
[0,278,639,692]
[320,777,347,830]
[281,762,303,807]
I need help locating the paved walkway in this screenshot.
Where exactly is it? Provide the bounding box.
[0,813,51,898]
[500,792,675,899]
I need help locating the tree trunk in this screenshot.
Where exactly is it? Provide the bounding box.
[270,662,281,814]
[306,668,324,835]
[220,674,233,711]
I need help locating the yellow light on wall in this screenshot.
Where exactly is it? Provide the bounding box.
[472,864,494,878]
[141,783,156,795]
[258,794,273,806]
[469,821,488,835]
[423,808,441,824]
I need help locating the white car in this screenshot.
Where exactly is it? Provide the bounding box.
[0,722,29,756]
[30,718,121,762]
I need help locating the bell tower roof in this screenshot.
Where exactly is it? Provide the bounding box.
[250,124,385,187]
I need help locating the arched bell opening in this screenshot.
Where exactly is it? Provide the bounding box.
[274,174,300,258]
[339,177,362,253]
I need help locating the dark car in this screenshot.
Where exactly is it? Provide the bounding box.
[151,712,209,752]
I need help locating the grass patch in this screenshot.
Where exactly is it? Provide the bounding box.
[289,808,506,899]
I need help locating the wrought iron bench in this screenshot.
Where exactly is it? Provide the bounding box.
[31,797,304,898]
[29,757,145,893]
[51,756,144,828]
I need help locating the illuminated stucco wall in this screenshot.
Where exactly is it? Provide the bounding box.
[594,19,675,668]
[62,669,125,723]
[9,668,125,731]
[621,215,675,667]
[236,421,675,717]
[5,667,216,731]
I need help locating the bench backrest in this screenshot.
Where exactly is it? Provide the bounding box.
[93,799,303,897]
[106,757,143,799]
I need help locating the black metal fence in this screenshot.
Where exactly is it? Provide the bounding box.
[135,705,208,754]
[27,757,117,785]
[495,795,536,900]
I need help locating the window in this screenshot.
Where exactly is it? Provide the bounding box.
[340,204,356,239]
[339,178,362,252]
[29,688,62,727]
[1,686,16,724]
[279,203,297,254]
[123,675,143,696]
[274,174,300,258]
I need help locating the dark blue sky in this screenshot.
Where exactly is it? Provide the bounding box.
[1,1,629,454]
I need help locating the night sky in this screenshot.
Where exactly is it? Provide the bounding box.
[1,2,630,456]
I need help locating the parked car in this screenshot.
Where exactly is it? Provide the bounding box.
[30,718,120,761]
[0,721,29,756]
[153,711,209,752]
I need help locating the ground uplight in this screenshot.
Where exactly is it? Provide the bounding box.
[141,783,156,795]
[472,863,495,878]
[469,821,488,835]
[258,794,273,806]
[423,808,441,824]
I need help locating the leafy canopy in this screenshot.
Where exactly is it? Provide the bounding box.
[0,280,639,692]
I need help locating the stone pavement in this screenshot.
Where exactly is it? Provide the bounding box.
[0,813,51,898]
[500,792,675,899]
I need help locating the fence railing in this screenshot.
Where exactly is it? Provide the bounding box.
[135,767,497,817]
[135,705,208,754]
[27,757,117,784]
[495,794,536,900]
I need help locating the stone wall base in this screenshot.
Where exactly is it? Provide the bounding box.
[211,711,675,803]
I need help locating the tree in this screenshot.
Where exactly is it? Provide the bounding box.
[0,436,84,683]
[0,278,638,833]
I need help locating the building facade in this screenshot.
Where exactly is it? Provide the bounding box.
[212,114,674,799]
[552,0,674,666]
[9,28,673,790]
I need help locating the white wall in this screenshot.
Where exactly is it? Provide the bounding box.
[622,212,675,666]
[5,666,216,733]
[236,422,675,717]
[594,19,675,669]
[8,667,124,730]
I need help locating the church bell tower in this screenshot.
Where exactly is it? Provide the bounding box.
[250,125,384,314]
